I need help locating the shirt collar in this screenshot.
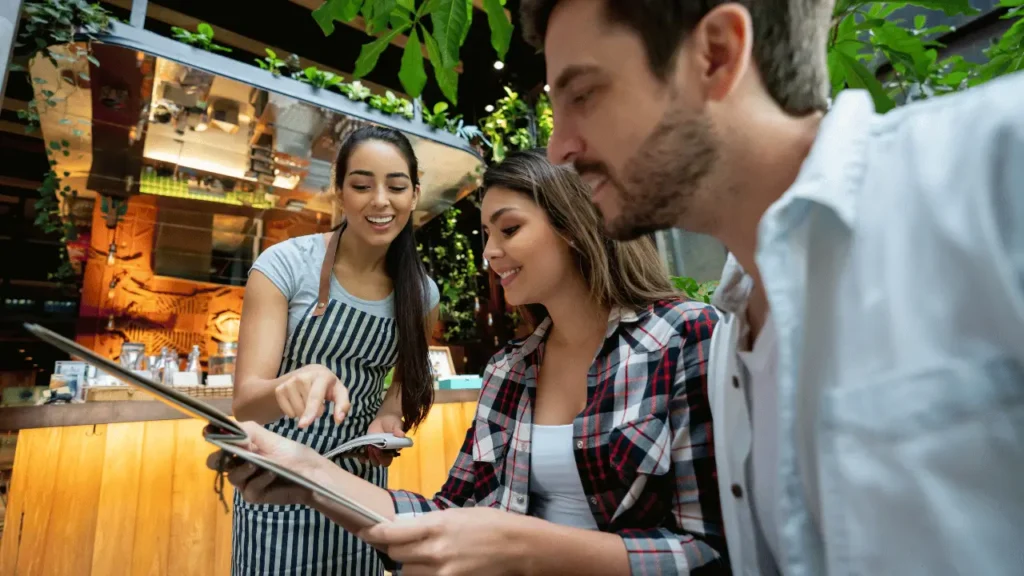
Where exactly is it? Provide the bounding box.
[712,89,877,316]
[505,305,651,361]
[772,89,876,228]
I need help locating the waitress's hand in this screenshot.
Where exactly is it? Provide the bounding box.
[207,421,321,507]
[275,364,351,429]
[365,413,405,467]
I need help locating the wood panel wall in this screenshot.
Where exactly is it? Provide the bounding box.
[0,402,476,576]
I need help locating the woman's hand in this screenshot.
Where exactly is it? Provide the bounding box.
[207,421,323,507]
[274,364,351,428]
[359,507,532,576]
[365,413,405,467]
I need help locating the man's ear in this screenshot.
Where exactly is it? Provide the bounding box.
[411,184,421,211]
[682,4,754,104]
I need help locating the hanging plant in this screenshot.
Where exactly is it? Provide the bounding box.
[11,0,114,282]
[418,207,479,343]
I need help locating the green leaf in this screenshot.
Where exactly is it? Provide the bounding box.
[79,71,90,81]
[460,0,474,45]
[431,0,470,69]
[433,101,449,114]
[368,0,398,35]
[313,1,338,35]
[914,14,927,29]
[398,0,416,12]
[484,0,513,60]
[422,26,458,104]
[197,23,214,38]
[353,23,410,78]
[50,141,61,151]
[314,0,362,35]
[835,50,894,113]
[399,28,428,97]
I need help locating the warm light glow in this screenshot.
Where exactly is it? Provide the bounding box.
[484,105,494,113]
[544,84,550,92]
[493,61,504,70]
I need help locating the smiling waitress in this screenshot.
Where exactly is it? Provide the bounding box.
[230,125,440,576]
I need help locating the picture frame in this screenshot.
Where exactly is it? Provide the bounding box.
[428,346,456,380]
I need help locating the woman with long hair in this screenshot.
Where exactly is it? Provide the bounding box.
[230,125,438,575]
[218,149,726,575]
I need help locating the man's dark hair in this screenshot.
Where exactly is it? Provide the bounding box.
[520,0,832,115]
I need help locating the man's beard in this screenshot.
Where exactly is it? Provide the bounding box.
[588,107,719,241]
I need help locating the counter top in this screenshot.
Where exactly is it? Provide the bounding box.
[0,388,479,431]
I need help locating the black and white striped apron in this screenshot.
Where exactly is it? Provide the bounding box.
[233,226,397,575]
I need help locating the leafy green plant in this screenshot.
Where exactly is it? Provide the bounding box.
[423,101,455,130]
[295,66,344,89]
[824,0,1012,112]
[255,48,288,75]
[671,277,719,304]
[419,207,479,342]
[368,90,415,119]
[339,79,373,101]
[480,87,534,162]
[311,0,513,104]
[171,23,232,53]
[973,0,1024,84]
[12,1,114,282]
[535,93,553,148]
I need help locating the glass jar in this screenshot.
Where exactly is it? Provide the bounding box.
[208,341,237,375]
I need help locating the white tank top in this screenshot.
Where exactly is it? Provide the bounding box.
[529,424,599,530]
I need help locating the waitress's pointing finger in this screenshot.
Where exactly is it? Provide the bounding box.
[332,379,350,424]
[299,378,328,429]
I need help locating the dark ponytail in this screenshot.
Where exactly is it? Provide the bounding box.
[334,126,433,430]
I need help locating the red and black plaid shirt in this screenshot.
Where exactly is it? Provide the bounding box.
[390,299,726,574]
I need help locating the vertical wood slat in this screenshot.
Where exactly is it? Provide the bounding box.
[130,420,177,576]
[167,420,219,575]
[0,427,63,576]
[42,425,109,576]
[91,423,146,576]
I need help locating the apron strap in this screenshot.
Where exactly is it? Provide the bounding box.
[313,223,344,318]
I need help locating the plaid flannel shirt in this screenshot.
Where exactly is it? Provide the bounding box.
[390,299,727,574]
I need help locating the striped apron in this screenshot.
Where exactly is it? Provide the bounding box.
[233,226,396,575]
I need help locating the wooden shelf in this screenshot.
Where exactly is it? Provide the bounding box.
[0,388,479,431]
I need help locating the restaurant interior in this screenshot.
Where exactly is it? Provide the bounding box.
[0,13,500,576]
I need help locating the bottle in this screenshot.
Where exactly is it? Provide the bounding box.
[186,344,203,384]
[162,348,180,386]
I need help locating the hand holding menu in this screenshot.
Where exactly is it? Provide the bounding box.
[24,322,407,525]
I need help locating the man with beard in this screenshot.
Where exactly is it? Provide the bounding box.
[522,1,1024,575]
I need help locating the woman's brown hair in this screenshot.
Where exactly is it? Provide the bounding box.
[482,148,678,326]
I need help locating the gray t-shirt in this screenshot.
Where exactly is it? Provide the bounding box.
[250,233,440,336]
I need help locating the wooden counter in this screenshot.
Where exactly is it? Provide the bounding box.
[0,393,479,576]
[0,388,479,432]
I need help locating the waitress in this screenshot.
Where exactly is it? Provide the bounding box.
[230,125,440,575]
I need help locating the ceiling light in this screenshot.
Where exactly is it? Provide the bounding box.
[493,61,505,70]
[484,105,494,113]
[544,84,550,92]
